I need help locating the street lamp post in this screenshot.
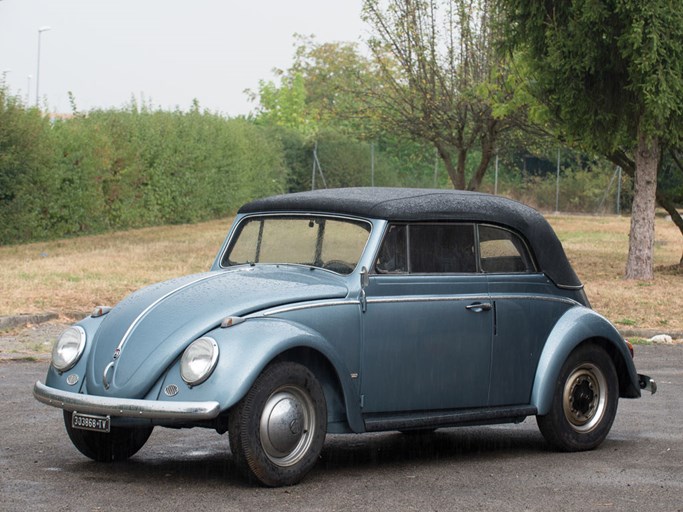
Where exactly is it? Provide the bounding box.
[36,26,51,107]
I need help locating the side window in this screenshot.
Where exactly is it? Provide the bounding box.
[409,224,476,273]
[375,223,476,274]
[479,225,534,273]
[376,224,407,273]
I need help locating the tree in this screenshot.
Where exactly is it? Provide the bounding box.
[497,0,683,279]
[249,35,377,137]
[611,148,683,270]
[362,0,517,190]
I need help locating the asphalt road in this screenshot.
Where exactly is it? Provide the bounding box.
[1,345,681,512]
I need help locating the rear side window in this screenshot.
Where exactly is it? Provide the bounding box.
[375,223,534,274]
[479,225,534,273]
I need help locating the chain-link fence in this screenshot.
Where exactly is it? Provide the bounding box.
[303,139,633,215]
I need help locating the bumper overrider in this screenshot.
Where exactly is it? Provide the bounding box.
[638,374,657,394]
[33,381,220,420]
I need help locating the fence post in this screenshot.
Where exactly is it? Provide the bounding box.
[616,166,622,215]
[371,142,375,187]
[555,148,561,213]
[311,141,317,191]
[494,152,499,195]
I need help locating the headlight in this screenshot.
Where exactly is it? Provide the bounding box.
[180,337,219,386]
[51,326,86,372]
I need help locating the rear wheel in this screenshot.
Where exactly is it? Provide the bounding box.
[537,344,618,451]
[228,361,327,486]
[63,411,153,462]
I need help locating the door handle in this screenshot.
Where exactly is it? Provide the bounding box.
[465,302,492,312]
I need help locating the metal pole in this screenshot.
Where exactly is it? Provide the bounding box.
[433,148,438,188]
[311,141,317,191]
[371,142,375,187]
[36,26,51,107]
[616,166,622,215]
[26,75,32,105]
[494,152,499,195]
[555,148,561,213]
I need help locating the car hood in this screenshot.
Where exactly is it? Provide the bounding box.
[85,266,348,397]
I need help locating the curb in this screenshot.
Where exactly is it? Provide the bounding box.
[0,311,88,331]
[0,313,60,331]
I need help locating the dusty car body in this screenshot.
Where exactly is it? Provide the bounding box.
[34,187,656,486]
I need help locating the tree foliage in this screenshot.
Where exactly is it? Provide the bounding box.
[0,88,54,242]
[250,35,377,138]
[362,0,519,190]
[0,93,286,244]
[497,0,683,277]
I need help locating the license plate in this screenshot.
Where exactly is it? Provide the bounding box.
[72,412,111,433]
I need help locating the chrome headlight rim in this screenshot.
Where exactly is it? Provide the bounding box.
[180,336,219,386]
[51,326,86,372]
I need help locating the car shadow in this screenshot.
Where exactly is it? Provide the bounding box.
[319,424,549,472]
[63,423,561,487]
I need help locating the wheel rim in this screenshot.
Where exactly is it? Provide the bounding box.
[562,363,608,433]
[259,385,316,467]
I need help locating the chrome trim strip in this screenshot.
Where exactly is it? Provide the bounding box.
[491,294,580,306]
[555,283,585,291]
[366,294,579,307]
[258,300,360,317]
[259,294,579,315]
[366,295,489,304]
[115,273,221,355]
[33,381,220,420]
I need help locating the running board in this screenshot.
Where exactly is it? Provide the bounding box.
[363,405,537,432]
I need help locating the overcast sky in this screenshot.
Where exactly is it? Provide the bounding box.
[0,0,367,116]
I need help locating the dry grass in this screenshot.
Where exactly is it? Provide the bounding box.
[1,213,681,332]
[0,219,231,317]
[547,213,682,332]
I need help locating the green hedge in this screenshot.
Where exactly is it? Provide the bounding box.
[0,93,287,244]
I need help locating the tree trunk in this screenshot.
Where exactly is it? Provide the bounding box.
[467,136,495,191]
[435,141,465,189]
[625,127,660,280]
[609,149,683,270]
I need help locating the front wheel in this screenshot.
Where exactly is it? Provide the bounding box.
[537,344,618,451]
[63,411,153,462]
[228,361,327,487]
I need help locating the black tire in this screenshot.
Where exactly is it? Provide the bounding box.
[228,361,327,487]
[537,344,618,452]
[63,411,153,462]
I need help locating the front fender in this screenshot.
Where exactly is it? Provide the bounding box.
[157,317,364,432]
[44,314,107,392]
[531,306,640,416]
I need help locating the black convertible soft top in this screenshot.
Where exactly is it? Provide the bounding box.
[239,187,582,289]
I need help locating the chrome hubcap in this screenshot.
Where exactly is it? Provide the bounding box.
[259,386,315,467]
[563,363,607,433]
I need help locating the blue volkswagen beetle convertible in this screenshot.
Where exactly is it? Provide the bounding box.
[34,187,656,486]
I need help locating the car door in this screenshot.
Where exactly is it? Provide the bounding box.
[360,223,494,414]
[478,224,575,406]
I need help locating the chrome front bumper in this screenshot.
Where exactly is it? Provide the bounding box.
[33,381,221,420]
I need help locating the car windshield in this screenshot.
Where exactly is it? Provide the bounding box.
[222,215,372,275]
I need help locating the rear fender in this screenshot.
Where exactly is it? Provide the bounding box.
[157,317,364,432]
[531,307,640,416]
